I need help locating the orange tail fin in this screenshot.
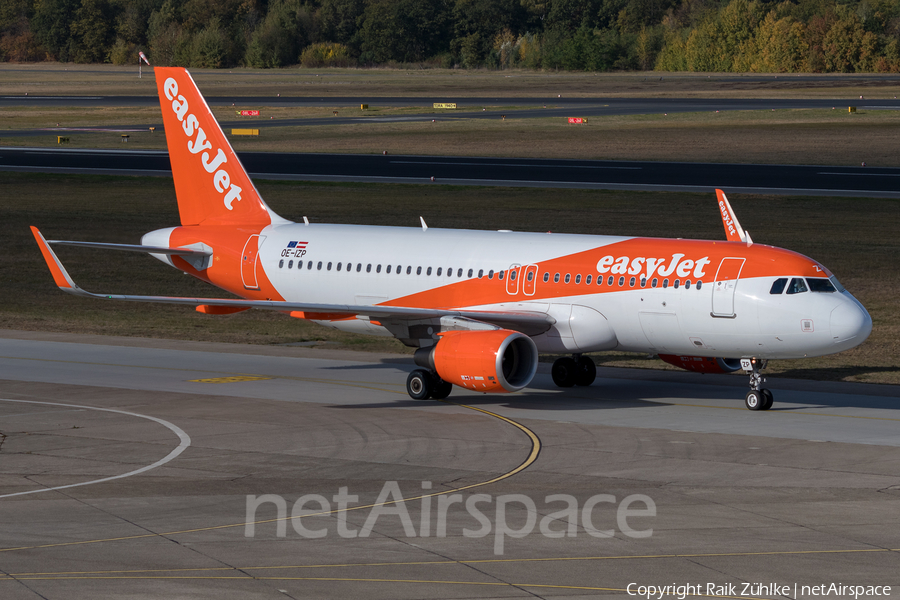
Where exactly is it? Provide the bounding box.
[155,67,282,227]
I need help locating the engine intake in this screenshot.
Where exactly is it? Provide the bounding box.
[415,329,538,393]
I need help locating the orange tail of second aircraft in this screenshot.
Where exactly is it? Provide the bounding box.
[155,67,281,228]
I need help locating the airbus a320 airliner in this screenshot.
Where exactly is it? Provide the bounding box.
[32,67,872,410]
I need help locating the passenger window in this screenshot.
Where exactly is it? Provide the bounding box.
[376,264,382,273]
[447,267,452,276]
[629,277,636,287]
[543,272,549,282]
[327,262,332,271]
[575,274,581,284]
[406,266,412,274]
[367,264,372,273]
[426,266,432,275]
[499,270,505,280]
[685,280,691,289]
[586,274,592,284]
[608,276,614,286]
[770,278,787,294]
[279,259,284,268]
[288,260,293,269]
[337,262,342,271]
[417,266,422,275]
[437,267,442,276]
[554,273,560,283]
[807,278,836,293]
[696,280,702,290]
[564,274,571,283]
[640,278,646,288]
[488,270,494,279]
[618,276,624,286]
[480,269,485,278]
[787,277,808,294]
[528,271,535,282]
[467,269,473,277]
[308,261,313,269]
[458,268,463,277]
[652,278,658,288]
[673,279,679,289]
[510,270,517,281]
[387,265,392,274]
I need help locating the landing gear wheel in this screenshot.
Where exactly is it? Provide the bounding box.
[407,369,433,400]
[552,357,578,387]
[574,356,597,387]
[745,389,763,411]
[431,378,453,400]
[760,388,774,411]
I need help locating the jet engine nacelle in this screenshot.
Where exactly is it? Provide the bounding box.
[658,354,742,374]
[415,329,538,393]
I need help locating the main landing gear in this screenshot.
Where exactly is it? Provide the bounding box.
[551,354,597,388]
[406,369,453,400]
[742,358,773,411]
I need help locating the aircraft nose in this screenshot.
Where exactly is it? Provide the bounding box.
[830,299,872,345]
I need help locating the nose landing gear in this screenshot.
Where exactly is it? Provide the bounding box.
[742,358,773,411]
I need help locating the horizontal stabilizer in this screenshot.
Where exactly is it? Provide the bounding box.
[46,239,211,257]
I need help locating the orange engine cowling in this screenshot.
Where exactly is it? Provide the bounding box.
[414,329,538,393]
[658,354,742,374]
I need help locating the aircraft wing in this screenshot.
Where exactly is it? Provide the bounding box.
[31,227,555,334]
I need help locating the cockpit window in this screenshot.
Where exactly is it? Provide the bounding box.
[829,275,845,293]
[786,277,808,294]
[807,278,837,293]
[770,278,787,294]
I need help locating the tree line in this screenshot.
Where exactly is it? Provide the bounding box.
[2,0,899,72]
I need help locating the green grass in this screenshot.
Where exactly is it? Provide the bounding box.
[6,106,900,168]
[4,63,900,99]
[4,172,898,384]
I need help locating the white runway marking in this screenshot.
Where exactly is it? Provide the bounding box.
[0,398,191,499]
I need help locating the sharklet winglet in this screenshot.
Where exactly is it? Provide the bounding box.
[31,227,87,295]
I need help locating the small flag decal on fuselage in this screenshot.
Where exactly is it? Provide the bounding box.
[282,241,309,258]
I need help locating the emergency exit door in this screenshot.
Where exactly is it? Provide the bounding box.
[241,234,265,290]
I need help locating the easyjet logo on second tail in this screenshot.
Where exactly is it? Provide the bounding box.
[596,253,711,279]
[164,77,243,211]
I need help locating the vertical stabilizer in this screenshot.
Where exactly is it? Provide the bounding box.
[715,189,747,243]
[155,67,283,227]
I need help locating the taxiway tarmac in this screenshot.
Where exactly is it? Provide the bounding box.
[1,330,898,599]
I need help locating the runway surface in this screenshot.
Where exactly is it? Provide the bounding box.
[1,330,898,599]
[3,147,900,197]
